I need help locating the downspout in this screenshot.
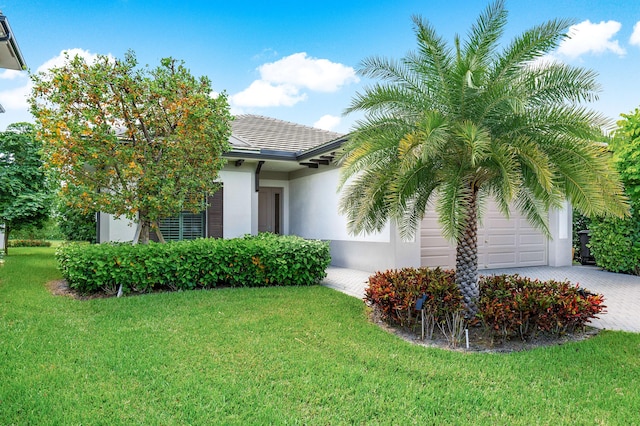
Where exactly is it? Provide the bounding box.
[255,161,264,192]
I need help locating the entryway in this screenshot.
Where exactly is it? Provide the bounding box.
[258,187,283,234]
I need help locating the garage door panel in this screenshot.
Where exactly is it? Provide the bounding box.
[486,252,517,265]
[421,198,548,269]
[519,251,546,263]
[518,233,546,245]
[485,235,517,246]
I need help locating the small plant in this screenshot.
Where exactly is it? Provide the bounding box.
[365,268,605,345]
[365,267,465,345]
[477,274,606,342]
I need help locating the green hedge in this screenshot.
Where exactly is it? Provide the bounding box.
[57,233,331,295]
[588,207,640,275]
[8,239,52,247]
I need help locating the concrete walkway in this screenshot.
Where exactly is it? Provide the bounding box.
[321,265,640,333]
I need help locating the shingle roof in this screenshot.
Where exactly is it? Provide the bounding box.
[230,114,344,153]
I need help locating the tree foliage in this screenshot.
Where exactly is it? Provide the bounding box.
[29,51,232,244]
[56,199,96,243]
[338,0,627,316]
[0,123,51,254]
[589,108,640,274]
[609,108,640,203]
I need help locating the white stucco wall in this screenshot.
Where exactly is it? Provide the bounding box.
[289,167,390,242]
[548,201,573,267]
[99,168,255,242]
[99,212,136,242]
[218,169,253,238]
[289,167,421,272]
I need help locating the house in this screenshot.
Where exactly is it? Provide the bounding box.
[98,114,573,271]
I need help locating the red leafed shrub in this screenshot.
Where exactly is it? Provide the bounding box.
[364,268,463,328]
[478,275,606,341]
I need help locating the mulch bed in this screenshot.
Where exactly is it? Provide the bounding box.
[46,279,112,300]
[369,309,600,353]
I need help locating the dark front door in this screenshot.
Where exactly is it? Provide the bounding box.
[258,187,282,234]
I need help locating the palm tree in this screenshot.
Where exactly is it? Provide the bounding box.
[338,0,627,317]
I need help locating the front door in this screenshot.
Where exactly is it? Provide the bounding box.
[258,187,282,234]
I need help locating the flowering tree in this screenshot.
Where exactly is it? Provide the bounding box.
[30,51,232,244]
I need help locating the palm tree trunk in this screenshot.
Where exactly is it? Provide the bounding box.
[456,191,479,318]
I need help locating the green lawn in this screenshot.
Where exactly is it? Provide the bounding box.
[1,248,639,425]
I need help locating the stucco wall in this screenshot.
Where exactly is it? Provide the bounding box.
[218,169,252,238]
[289,167,390,242]
[99,168,255,241]
[99,212,136,242]
[289,167,420,271]
[548,201,573,267]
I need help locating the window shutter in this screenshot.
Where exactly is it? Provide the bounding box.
[207,186,223,238]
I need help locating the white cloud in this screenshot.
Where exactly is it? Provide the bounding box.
[230,52,358,109]
[36,48,109,73]
[259,52,359,93]
[0,82,30,110]
[557,20,626,59]
[230,80,307,108]
[630,21,640,46]
[314,114,341,131]
[0,69,26,80]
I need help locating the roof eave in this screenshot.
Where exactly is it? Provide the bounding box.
[296,135,349,162]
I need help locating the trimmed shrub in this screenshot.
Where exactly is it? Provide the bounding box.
[365,268,605,343]
[588,207,640,275]
[478,275,606,341]
[56,233,330,295]
[364,268,464,328]
[8,239,52,247]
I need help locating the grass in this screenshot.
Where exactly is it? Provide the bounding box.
[1,247,639,425]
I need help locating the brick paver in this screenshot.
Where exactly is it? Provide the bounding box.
[322,265,640,333]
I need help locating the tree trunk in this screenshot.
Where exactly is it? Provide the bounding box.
[455,190,479,318]
[139,221,150,245]
[3,224,9,256]
[153,221,166,243]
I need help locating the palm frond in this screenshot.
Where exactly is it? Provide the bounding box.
[512,187,552,237]
[489,18,574,84]
[462,0,508,72]
[435,168,472,241]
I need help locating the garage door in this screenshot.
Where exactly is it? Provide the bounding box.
[420,200,548,270]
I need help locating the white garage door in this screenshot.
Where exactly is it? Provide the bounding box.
[420,200,548,270]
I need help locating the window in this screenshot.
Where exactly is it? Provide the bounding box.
[158,211,205,241]
[151,186,223,242]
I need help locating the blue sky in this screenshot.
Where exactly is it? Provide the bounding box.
[0,0,639,134]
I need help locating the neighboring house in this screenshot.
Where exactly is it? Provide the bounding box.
[99,114,573,271]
